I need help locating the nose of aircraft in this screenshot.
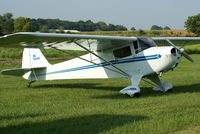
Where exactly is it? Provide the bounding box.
[167,39,194,63]
[160,46,181,71]
[144,46,182,73]
[170,47,182,68]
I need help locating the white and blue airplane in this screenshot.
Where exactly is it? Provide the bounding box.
[0,32,200,97]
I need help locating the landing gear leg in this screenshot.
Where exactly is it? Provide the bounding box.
[120,75,143,97]
[147,74,173,92]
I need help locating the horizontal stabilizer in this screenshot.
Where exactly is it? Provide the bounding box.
[1,67,46,77]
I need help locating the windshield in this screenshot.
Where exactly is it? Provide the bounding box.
[133,37,157,53]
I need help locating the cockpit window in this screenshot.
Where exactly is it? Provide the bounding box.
[134,37,157,53]
[113,46,132,59]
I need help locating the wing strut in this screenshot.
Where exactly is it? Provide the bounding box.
[73,41,131,77]
[50,47,130,77]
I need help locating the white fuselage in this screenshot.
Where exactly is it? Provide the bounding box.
[23,46,181,81]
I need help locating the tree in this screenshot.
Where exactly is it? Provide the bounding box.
[14,17,32,32]
[130,27,136,30]
[85,20,95,31]
[108,24,116,31]
[0,13,14,35]
[0,26,2,36]
[185,13,200,35]
[151,25,163,30]
[0,12,129,33]
[77,20,85,31]
[22,22,31,32]
[0,15,3,35]
[96,21,108,31]
[115,25,127,31]
[163,26,171,30]
[39,25,49,33]
[58,26,64,33]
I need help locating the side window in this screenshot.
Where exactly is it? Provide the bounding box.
[113,46,132,59]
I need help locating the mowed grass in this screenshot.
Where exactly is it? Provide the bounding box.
[0,55,200,134]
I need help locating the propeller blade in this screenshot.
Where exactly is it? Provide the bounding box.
[182,51,194,63]
[166,39,176,47]
[166,39,194,63]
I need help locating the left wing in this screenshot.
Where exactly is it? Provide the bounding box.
[0,32,137,51]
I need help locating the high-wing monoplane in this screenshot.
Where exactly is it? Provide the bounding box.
[1,32,200,97]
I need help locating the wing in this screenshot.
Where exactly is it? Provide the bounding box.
[0,32,137,51]
[152,37,200,46]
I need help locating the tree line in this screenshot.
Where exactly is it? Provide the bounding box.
[0,13,128,35]
[2,12,200,36]
[150,25,171,30]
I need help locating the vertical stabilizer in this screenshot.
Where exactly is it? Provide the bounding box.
[22,48,50,68]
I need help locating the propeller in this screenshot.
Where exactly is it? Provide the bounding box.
[166,39,194,63]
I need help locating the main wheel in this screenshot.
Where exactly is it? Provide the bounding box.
[129,92,140,98]
[166,89,173,92]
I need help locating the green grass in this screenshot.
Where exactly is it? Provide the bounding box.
[0,55,200,134]
[0,48,87,59]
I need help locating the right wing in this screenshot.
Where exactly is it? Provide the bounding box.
[0,32,137,51]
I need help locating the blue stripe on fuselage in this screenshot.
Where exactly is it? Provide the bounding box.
[47,54,161,75]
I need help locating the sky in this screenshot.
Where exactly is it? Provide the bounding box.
[0,0,200,30]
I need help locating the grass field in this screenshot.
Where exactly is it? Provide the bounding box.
[0,54,200,134]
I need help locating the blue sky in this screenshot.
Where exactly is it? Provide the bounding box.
[1,0,200,30]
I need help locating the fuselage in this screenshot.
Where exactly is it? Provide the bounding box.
[23,46,182,81]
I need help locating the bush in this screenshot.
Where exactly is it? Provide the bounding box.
[138,29,146,36]
[184,44,200,54]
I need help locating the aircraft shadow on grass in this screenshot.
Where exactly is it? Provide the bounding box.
[0,113,48,120]
[33,82,200,99]
[33,83,105,90]
[0,114,148,134]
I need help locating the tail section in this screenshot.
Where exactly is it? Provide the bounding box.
[22,48,50,68]
[1,48,49,81]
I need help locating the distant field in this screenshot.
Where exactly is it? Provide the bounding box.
[1,44,200,60]
[0,54,200,134]
[80,30,196,37]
